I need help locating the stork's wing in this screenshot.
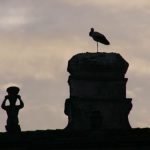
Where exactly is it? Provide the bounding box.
[94,31,105,38]
[93,32,110,45]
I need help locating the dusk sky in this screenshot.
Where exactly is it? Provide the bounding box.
[0,0,150,131]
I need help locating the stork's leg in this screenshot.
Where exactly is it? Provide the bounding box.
[97,42,98,52]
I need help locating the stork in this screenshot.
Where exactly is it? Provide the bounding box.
[89,28,110,52]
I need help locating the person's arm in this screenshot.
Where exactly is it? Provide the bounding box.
[1,96,8,110]
[17,95,24,109]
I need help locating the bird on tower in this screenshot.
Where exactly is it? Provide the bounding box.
[89,28,110,52]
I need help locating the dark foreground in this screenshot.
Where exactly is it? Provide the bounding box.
[0,128,150,149]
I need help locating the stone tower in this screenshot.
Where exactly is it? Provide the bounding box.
[64,52,132,130]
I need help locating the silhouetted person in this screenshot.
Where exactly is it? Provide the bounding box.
[1,86,24,133]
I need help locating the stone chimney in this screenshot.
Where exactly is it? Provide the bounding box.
[64,52,132,130]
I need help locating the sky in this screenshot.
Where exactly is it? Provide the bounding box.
[0,0,150,131]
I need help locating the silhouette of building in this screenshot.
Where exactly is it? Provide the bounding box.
[65,52,132,130]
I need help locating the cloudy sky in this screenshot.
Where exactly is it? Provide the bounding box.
[0,0,150,131]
